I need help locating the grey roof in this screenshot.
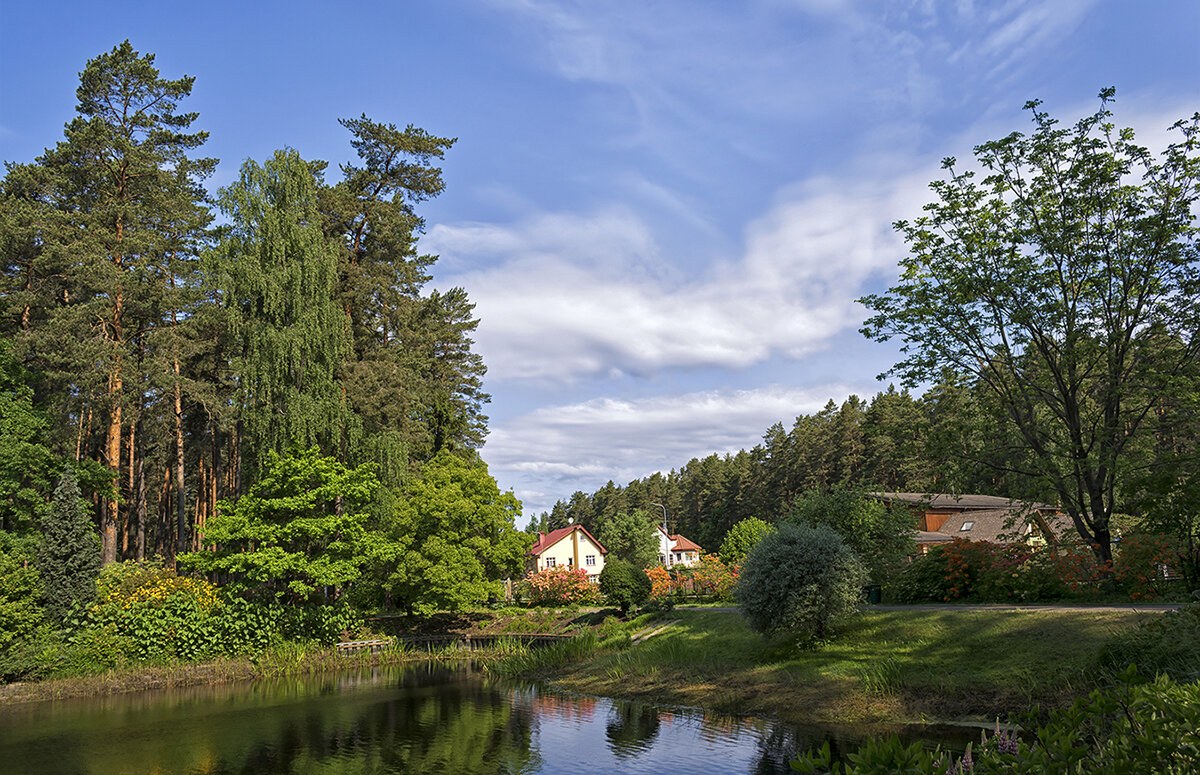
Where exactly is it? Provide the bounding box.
[871,492,1056,511]
[914,530,952,544]
[934,508,1079,544]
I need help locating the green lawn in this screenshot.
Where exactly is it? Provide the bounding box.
[546,607,1152,724]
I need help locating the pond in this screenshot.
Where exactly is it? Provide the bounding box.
[0,663,975,774]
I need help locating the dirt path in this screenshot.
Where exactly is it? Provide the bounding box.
[679,602,1181,614]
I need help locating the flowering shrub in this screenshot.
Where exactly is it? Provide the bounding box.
[686,554,739,601]
[520,566,601,606]
[645,566,674,601]
[95,560,219,613]
[643,554,739,603]
[891,539,1107,603]
[1113,534,1177,600]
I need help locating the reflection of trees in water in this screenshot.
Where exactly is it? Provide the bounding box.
[604,702,661,759]
[208,665,537,774]
[753,723,869,775]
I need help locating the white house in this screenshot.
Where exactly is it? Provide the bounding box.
[657,525,702,568]
[527,524,608,580]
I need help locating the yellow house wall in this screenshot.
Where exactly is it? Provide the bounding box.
[537,532,606,577]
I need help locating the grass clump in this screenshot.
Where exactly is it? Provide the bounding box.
[1094,602,1200,683]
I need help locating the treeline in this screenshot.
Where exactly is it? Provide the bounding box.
[537,377,1194,555]
[0,42,487,562]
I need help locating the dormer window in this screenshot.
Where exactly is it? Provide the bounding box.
[960,521,974,531]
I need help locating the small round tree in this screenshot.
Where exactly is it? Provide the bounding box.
[718,518,775,565]
[599,559,651,615]
[735,523,866,643]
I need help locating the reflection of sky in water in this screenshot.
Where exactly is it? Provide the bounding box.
[519,687,781,775]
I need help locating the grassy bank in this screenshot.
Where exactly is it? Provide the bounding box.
[527,607,1151,726]
[0,608,608,705]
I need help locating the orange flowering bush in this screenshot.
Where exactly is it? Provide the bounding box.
[645,565,674,600]
[520,566,601,606]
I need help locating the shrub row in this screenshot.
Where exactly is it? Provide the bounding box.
[890,535,1180,603]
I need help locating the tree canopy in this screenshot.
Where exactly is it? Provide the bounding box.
[861,90,1200,564]
[366,451,526,615]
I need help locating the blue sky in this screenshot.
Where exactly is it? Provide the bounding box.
[2,0,1198,519]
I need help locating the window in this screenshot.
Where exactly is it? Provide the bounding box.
[545,557,556,567]
[585,555,596,566]
[960,521,974,531]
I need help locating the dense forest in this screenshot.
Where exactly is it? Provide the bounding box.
[537,374,1199,557]
[0,42,490,564]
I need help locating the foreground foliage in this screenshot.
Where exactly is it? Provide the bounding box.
[793,672,1200,774]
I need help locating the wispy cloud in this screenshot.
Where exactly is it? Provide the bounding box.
[425,167,931,382]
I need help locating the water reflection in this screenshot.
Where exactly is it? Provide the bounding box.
[0,665,975,775]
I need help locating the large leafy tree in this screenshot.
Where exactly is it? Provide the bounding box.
[213,150,354,487]
[367,451,525,615]
[181,447,377,605]
[861,90,1200,565]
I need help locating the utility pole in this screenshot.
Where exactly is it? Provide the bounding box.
[651,502,669,568]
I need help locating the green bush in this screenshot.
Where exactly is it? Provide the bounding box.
[888,549,951,603]
[793,672,1200,774]
[735,523,866,643]
[0,533,44,679]
[599,559,651,615]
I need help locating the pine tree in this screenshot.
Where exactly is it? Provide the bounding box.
[36,468,101,623]
[4,41,214,561]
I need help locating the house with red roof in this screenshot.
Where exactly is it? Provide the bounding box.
[657,525,702,568]
[528,524,608,580]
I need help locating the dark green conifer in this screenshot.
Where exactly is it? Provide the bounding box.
[36,468,101,623]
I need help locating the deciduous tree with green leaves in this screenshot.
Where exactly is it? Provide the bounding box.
[718,517,775,565]
[861,90,1200,567]
[181,447,377,605]
[367,452,526,615]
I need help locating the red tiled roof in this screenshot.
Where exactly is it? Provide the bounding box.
[670,534,702,553]
[528,524,608,556]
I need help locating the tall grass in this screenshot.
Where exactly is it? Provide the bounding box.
[484,632,599,676]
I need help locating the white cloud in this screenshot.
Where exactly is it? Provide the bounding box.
[425,167,931,382]
[484,383,866,515]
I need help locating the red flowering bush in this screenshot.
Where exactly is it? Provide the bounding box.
[1113,534,1177,600]
[891,539,1107,602]
[520,566,601,606]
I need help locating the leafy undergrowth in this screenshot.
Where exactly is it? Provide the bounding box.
[546,608,1150,725]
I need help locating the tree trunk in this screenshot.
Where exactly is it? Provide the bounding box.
[103,368,121,564]
[174,366,187,556]
[135,443,146,560]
